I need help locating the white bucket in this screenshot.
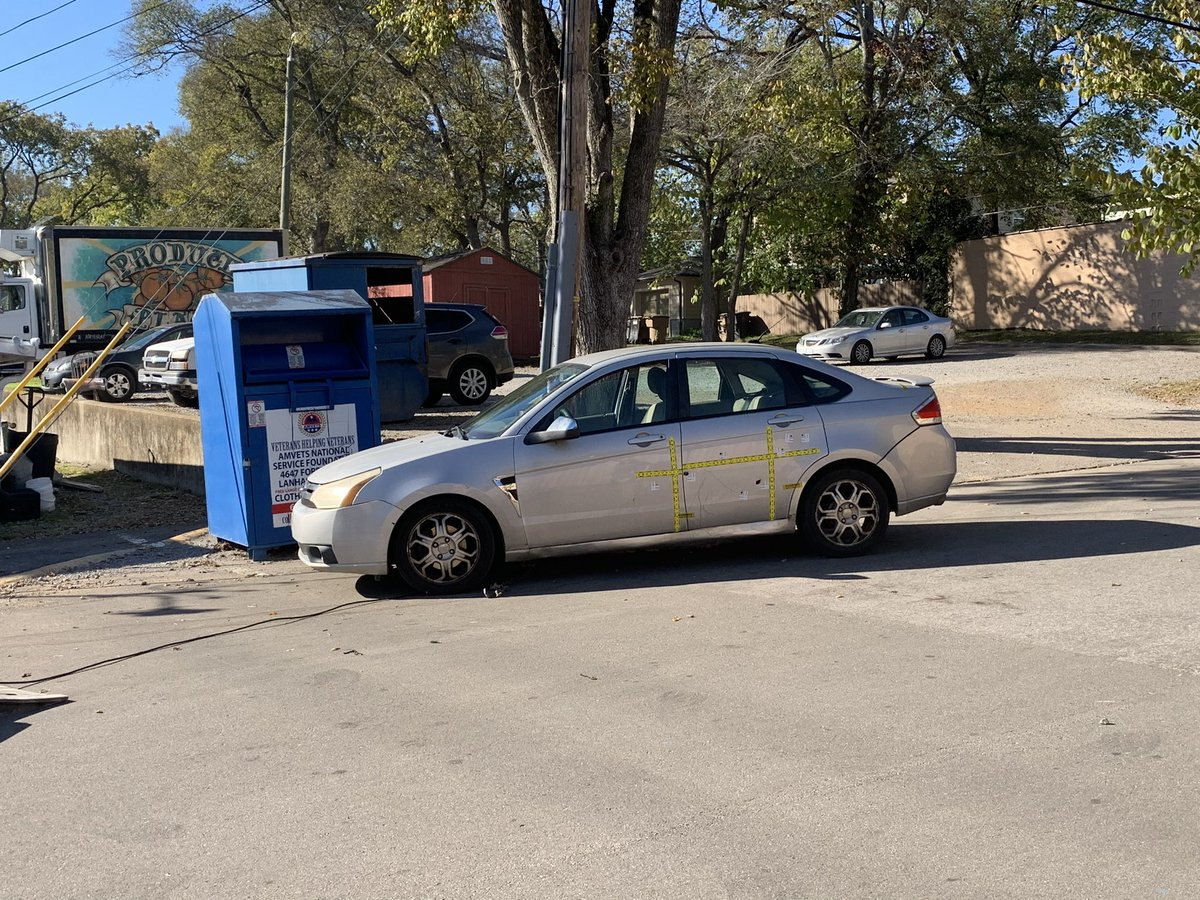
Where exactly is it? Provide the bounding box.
[25,476,55,513]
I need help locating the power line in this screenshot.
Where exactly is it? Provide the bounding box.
[0,1,271,129]
[0,0,174,76]
[1071,0,1200,35]
[0,0,81,39]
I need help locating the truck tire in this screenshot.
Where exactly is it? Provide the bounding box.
[167,389,199,408]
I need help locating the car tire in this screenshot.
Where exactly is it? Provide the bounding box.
[422,387,444,407]
[926,335,947,359]
[851,341,873,365]
[390,499,497,595]
[799,468,890,557]
[97,366,137,402]
[449,360,493,405]
[167,389,199,408]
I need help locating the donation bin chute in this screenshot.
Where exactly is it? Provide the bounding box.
[195,289,380,559]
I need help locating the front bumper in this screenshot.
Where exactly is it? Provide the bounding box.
[291,497,400,576]
[795,344,848,360]
[139,368,196,389]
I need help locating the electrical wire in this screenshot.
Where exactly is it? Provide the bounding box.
[0,0,82,40]
[0,597,384,688]
[0,0,271,127]
[0,0,174,76]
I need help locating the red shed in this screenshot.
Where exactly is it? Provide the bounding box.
[422,248,542,360]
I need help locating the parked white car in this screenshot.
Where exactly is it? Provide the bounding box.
[796,306,955,364]
[292,343,956,594]
[140,336,198,407]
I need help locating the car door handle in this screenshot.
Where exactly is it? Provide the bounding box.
[768,415,804,426]
[628,432,666,447]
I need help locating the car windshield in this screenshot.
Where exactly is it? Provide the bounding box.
[834,310,884,329]
[123,327,180,351]
[461,363,588,440]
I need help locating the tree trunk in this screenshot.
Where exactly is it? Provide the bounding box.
[725,209,752,341]
[493,0,682,354]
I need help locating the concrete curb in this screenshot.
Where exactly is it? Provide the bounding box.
[0,526,209,587]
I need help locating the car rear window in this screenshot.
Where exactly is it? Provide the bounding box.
[789,364,851,403]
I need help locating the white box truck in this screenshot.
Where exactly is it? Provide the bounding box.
[0,226,284,375]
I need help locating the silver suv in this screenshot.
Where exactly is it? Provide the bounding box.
[423,303,515,406]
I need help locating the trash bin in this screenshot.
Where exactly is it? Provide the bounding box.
[231,252,428,422]
[647,315,670,344]
[194,289,381,559]
[2,430,58,480]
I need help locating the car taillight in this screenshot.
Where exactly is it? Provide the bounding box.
[912,396,942,426]
[490,325,508,339]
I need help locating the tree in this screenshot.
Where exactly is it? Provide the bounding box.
[1063,0,1200,272]
[0,103,158,228]
[376,0,685,353]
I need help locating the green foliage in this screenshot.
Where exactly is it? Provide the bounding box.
[1064,0,1200,274]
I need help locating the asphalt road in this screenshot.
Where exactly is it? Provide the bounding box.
[3,452,1200,898]
[3,342,1199,897]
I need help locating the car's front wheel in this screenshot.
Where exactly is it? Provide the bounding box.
[926,334,947,359]
[449,360,493,405]
[390,499,497,595]
[799,468,890,557]
[97,366,137,402]
[850,340,873,365]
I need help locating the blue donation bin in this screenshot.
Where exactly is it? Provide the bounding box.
[194,289,381,559]
[230,252,427,421]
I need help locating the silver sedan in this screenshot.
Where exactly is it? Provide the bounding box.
[796,306,956,364]
[291,344,956,594]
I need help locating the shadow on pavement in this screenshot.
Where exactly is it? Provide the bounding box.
[955,435,1200,464]
[952,464,1200,505]
[0,702,68,745]
[355,516,1200,600]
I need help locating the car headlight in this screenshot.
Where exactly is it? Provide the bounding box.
[308,468,381,509]
[828,336,846,344]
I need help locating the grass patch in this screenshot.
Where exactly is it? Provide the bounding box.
[1133,379,1200,407]
[0,465,201,541]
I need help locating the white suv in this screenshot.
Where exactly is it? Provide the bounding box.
[140,336,198,407]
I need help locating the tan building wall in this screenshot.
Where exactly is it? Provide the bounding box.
[735,282,923,335]
[951,221,1200,331]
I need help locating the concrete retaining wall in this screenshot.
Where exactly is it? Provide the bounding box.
[22,398,206,495]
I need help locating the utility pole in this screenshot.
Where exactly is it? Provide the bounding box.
[542,0,590,369]
[278,37,297,235]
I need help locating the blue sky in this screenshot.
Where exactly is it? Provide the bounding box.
[2,0,214,131]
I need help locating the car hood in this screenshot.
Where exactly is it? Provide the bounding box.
[145,337,194,354]
[307,433,472,483]
[801,326,863,343]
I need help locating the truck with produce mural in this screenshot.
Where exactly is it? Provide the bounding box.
[0,226,284,372]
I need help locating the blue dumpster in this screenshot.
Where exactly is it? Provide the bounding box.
[230,252,427,421]
[195,289,380,559]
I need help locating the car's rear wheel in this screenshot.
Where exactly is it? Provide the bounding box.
[799,468,889,557]
[449,360,492,405]
[97,366,137,402]
[390,499,497,595]
[926,335,947,359]
[850,341,873,365]
[167,388,198,408]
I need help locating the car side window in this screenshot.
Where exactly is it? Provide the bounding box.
[787,363,852,404]
[879,310,902,328]
[902,308,929,326]
[0,285,25,313]
[683,357,792,418]
[541,362,673,436]
[426,309,472,335]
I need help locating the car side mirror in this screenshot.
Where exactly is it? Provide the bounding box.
[878,321,892,329]
[525,414,580,445]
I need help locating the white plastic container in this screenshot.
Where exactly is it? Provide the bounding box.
[25,476,55,513]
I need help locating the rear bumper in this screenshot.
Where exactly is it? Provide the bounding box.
[882,425,957,515]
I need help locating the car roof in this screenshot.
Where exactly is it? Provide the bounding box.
[566,341,793,368]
